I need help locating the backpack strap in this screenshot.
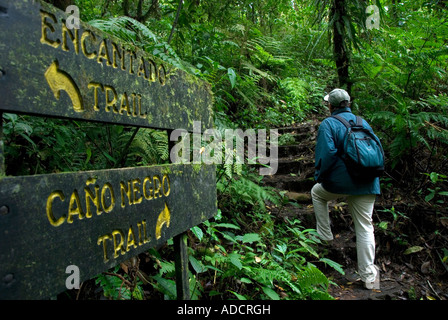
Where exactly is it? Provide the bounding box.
[331,115,364,129]
[331,115,351,128]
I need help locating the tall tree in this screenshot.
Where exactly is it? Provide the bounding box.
[330,0,351,94]
[123,0,161,22]
[309,0,376,96]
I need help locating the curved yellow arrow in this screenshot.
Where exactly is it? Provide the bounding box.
[155,203,171,240]
[44,61,84,112]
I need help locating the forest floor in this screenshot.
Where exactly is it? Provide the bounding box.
[263,118,448,300]
[67,117,448,301]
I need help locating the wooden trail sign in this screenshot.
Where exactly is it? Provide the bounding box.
[0,0,216,300]
[0,0,213,132]
[0,165,216,299]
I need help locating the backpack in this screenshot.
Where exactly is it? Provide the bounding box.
[332,115,385,181]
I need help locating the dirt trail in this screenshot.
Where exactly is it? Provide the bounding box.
[262,118,448,300]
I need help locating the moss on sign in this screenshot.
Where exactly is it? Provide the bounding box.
[0,0,213,132]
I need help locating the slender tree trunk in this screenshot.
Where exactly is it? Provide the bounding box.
[46,0,73,11]
[330,0,351,95]
[167,0,183,45]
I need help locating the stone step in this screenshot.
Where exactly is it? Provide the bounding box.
[275,158,314,175]
[284,191,312,203]
[262,173,315,193]
[277,144,315,158]
[277,121,320,136]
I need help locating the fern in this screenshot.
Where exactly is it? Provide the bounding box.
[229,175,280,211]
[90,16,157,45]
[89,16,188,73]
[125,129,169,166]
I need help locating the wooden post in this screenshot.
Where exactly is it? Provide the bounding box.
[0,111,4,176]
[174,232,190,300]
[168,129,190,300]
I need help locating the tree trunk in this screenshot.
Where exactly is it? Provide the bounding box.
[330,0,351,95]
[123,0,161,22]
[46,0,73,11]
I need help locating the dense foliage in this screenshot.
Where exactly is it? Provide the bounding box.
[3,0,448,300]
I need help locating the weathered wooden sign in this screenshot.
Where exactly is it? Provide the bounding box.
[0,0,216,300]
[0,164,216,299]
[0,0,213,132]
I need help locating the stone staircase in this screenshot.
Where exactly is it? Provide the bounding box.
[262,119,321,207]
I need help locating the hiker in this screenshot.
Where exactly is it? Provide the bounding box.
[311,88,381,290]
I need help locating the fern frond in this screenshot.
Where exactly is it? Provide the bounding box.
[230,176,281,210]
[296,263,329,291]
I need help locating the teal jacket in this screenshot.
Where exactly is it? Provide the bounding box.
[314,108,381,195]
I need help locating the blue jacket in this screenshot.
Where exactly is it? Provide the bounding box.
[314,107,381,195]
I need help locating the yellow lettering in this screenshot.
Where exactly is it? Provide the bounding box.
[40,10,60,48]
[112,230,125,258]
[88,82,103,111]
[162,175,171,197]
[97,39,111,66]
[104,85,118,113]
[120,181,132,208]
[61,23,79,53]
[119,92,131,116]
[126,226,137,252]
[142,220,150,244]
[137,94,146,119]
[81,30,97,59]
[111,42,124,70]
[130,93,137,117]
[137,57,148,80]
[126,49,136,75]
[143,176,153,200]
[84,185,102,218]
[147,59,157,82]
[67,190,84,223]
[97,234,111,262]
[158,64,166,85]
[137,222,143,245]
[46,190,66,227]
[132,178,143,204]
[101,182,115,213]
[153,175,162,198]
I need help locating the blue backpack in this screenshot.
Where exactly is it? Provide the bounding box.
[332,115,385,181]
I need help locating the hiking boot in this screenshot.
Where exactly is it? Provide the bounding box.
[364,265,380,290]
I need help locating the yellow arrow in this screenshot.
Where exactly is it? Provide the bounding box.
[155,203,171,240]
[44,61,84,112]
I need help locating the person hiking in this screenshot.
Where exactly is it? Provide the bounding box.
[311,88,381,290]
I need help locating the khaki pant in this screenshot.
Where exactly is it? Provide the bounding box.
[311,183,378,283]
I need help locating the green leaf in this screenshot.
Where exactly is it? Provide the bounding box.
[404,246,424,255]
[319,258,345,275]
[378,221,388,230]
[298,240,319,258]
[85,147,92,166]
[240,277,252,284]
[429,172,439,183]
[228,253,242,270]
[228,290,247,300]
[262,286,280,300]
[190,226,203,241]
[242,233,260,244]
[214,223,240,230]
[228,68,237,88]
[425,192,435,202]
[189,255,206,273]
